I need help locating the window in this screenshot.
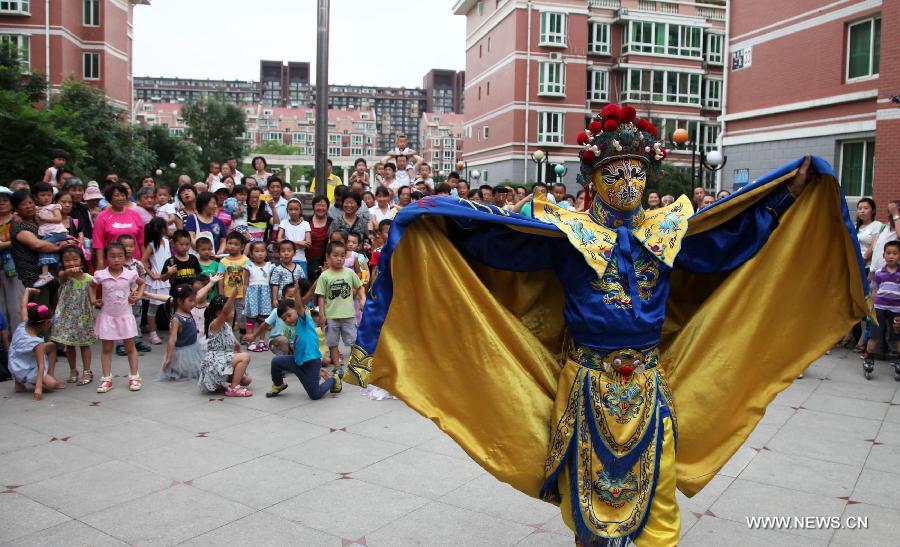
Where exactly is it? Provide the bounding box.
[478,1,483,16]
[482,170,489,182]
[623,21,702,58]
[734,168,750,185]
[537,112,564,144]
[83,52,100,80]
[328,134,340,145]
[443,138,453,147]
[483,126,490,140]
[704,79,722,110]
[169,128,185,137]
[539,12,567,47]
[840,140,875,197]
[351,134,363,145]
[0,34,30,66]
[701,124,719,152]
[83,0,99,26]
[292,132,307,143]
[538,61,565,96]
[655,118,700,146]
[589,22,610,54]
[443,150,453,159]
[263,132,283,142]
[432,151,441,160]
[847,18,880,80]
[328,146,341,157]
[351,147,363,156]
[706,33,723,64]
[589,69,609,102]
[622,69,700,105]
[142,104,152,111]
[242,131,254,141]
[0,1,29,14]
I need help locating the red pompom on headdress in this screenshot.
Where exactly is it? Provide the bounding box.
[620,106,637,123]
[588,120,603,135]
[600,103,621,122]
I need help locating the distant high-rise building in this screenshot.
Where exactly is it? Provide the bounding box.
[134,77,257,103]
[259,60,311,107]
[0,0,150,109]
[423,69,465,114]
[420,113,465,176]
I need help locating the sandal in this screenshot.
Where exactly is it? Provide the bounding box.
[78,371,94,386]
[67,370,79,383]
[96,376,113,393]
[853,344,866,353]
[129,376,142,391]
[247,341,260,352]
[256,341,269,352]
[225,386,253,397]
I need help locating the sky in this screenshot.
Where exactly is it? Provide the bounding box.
[132,0,466,88]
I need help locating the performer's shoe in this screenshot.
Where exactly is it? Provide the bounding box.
[345,346,373,387]
[330,373,343,394]
[863,356,875,380]
[892,360,900,382]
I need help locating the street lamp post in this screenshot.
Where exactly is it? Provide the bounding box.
[314,0,330,196]
[670,129,727,193]
[531,149,546,184]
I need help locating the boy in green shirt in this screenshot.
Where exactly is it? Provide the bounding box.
[196,236,224,301]
[315,240,365,376]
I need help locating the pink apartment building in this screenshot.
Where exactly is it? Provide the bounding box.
[723,0,894,209]
[0,0,149,109]
[453,0,726,187]
[419,112,465,175]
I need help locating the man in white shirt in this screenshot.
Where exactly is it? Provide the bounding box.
[227,157,244,185]
[394,155,414,187]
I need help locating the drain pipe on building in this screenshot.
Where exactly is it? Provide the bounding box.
[45,0,50,97]
[523,0,533,183]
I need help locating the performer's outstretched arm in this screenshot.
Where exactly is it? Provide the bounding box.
[451,221,559,272]
[676,157,811,274]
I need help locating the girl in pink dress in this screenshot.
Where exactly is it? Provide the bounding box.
[89,241,145,393]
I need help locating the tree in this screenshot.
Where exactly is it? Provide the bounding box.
[0,91,85,182]
[140,124,203,188]
[52,80,155,183]
[648,163,694,200]
[0,43,45,103]
[182,99,247,168]
[254,141,301,156]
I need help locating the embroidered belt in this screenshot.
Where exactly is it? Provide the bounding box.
[568,344,659,377]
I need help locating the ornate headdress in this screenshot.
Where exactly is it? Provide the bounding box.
[575,104,667,188]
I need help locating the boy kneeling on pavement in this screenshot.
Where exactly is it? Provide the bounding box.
[266,298,341,399]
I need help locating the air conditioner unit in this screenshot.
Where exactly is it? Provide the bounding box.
[549,52,562,60]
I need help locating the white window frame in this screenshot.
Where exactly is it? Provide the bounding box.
[351,134,363,145]
[622,69,700,106]
[839,139,875,198]
[705,33,723,65]
[328,134,341,145]
[169,128,185,137]
[351,147,363,156]
[483,126,490,140]
[432,151,440,160]
[701,124,719,152]
[263,132,283,142]
[432,138,441,147]
[538,61,566,96]
[0,34,30,66]
[82,52,100,80]
[443,150,453,159]
[537,111,564,145]
[623,20,702,59]
[327,146,341,157]
[539,12,567,47]
[589,22,610,55]
[292,132,307,143]
[589,68,609,103]
[704,78,722,110]
[83,0,100,27]
[0,1,30,15]
[846,17,880,82]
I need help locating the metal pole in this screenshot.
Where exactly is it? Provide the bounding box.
[690,144,697,192]
[314,0,330,196]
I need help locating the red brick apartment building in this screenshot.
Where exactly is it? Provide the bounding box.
[723,0,895,209]
[0,0,149,109]
[453,0,726,187]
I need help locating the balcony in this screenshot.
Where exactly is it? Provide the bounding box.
[624,0,726,20]
[589,0,621,7]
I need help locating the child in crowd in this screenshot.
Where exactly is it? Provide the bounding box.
[144,273,221,346]
[50,247,96,386]
[11,289,63,399]
[266,298,340,399]
[864,240,900,380]
[155,186,180,234]
[162,230,202,291]
[228,185,249,235]
[142,217,172,345]
[118,234,152,355]
[0,309,9,382]
[219,232,249,335]
[196,236,224,300]
[199,293,253,396]
[246,281,308,354]
[270,240,304,309]
[160,284,203,381]
[370,219,392,271]
[316,241,365,376]
[243,241,274,336]
[346,232,370,288]
[329,231,361,276]
[33,182,70,288]
[90,242,145,393]
[277,198,311,277]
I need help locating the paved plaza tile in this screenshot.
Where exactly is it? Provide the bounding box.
[0,347,897,545]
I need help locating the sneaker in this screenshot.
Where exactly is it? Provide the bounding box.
[149,332,163,345]
[96,376,113,393]
[265,383,289,398]
[135,341,152,353]
[115,345,127,356]
[330,372,343,394]
[128,375,142,391]
[32,272,54,288]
